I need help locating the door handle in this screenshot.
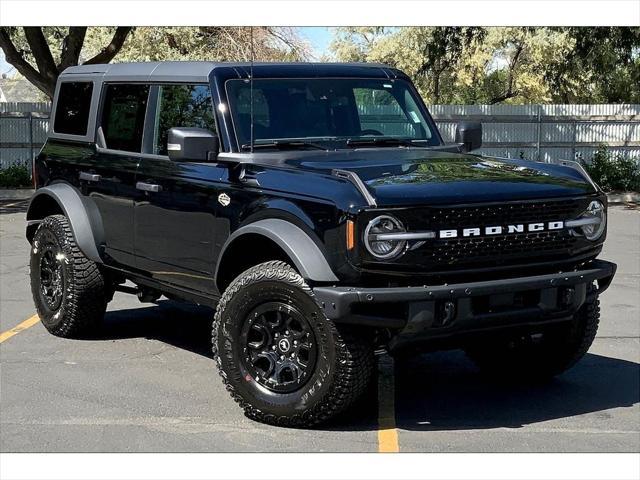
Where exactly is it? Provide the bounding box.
[79,171,101,182]
[136,181,162,193]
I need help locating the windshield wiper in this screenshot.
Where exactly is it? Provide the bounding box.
[346,137,416,148]
[241,140,328,151]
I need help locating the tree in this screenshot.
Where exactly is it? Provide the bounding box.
[329,27,640,104]
[329,27,386,62]
[545,27,640,103]
[0,27,133,98]
[0,27,310,100]
[86,27,309,63]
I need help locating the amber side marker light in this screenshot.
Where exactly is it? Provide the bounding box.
[346,220,355,250]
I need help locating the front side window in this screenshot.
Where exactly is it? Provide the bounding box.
[101,84,149,152]
[226,78,438,149]
[53,82,93,136]
[152,84,216,155]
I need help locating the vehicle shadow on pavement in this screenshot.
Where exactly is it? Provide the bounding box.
[392,350,640,432]
[93,302,638,433]
[95,300,215,358]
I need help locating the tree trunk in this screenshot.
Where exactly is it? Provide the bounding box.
[84,27,133,65]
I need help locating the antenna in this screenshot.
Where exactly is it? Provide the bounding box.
[250,26,254,154]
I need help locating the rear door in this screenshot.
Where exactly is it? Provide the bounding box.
[134,83,225,294]
[87,83,150,267]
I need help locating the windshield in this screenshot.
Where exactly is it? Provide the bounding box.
[225,78,440,150]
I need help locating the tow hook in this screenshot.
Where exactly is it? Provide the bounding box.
[561,287,576,307]
[441,301,456,325]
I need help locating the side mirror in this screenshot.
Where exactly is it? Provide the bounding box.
[455,121,482,153]
[167,127,218,162]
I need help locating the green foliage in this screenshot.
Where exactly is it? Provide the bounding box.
[581,146,640,192]
[0,164,32,188]
[84,27,309,63]
[330,27,640,105]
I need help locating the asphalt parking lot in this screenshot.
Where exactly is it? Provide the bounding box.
[1,199,638,453]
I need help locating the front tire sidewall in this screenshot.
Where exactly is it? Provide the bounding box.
[217,275,338,418]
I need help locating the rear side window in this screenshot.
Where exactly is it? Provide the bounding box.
[152,84,216,155]
[53,82,93,135]
[101,84,149,152]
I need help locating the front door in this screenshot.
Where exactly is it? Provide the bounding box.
[134,84,225,294]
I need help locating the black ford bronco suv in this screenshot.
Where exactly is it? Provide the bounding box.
[28,62,616,427]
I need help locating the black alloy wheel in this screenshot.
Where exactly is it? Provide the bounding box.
[240,301,317,393]
[38,232,65,310]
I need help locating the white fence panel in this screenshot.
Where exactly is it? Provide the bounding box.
[0,102,50,113]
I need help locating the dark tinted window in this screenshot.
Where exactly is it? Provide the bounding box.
[101,84,149,152]
[53,82,93,135]
[153,84,216,155]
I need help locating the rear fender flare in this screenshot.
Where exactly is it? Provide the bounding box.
[26,184,104,263]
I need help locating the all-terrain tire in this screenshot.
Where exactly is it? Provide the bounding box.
[212,261,374,427]
[29,214,107,338]
[465,287,600,380]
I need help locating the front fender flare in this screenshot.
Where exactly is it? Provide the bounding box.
[27,184,104,264]
[215,219,339,286]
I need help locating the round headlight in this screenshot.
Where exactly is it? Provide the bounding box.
[364,215,406,259]
[581,200,606,241]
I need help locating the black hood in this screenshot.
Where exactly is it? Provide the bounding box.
[291,149,597,206]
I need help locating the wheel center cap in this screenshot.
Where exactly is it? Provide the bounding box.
[278,338,291,353]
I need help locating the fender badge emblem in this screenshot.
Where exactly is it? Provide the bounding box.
[218,193,231,207]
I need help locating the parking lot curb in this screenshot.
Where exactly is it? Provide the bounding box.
[0,188,34,201]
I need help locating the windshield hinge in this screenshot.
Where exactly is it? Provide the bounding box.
[332,169,377,207]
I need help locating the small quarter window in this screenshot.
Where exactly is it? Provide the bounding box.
[101,84,150,153]
[53,82,93,136]
[152,84,216,155]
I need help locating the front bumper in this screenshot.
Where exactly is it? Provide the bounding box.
[313,259,616,345]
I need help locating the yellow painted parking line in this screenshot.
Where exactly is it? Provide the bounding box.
[377,355,400,453]
[0,314,40,344]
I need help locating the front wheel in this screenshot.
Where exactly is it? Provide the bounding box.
[465,288,601,380]
[212,261,374,427]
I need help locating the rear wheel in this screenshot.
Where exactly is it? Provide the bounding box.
[29,215,107,338]
[213,261,374,427]
[465,288,600,380]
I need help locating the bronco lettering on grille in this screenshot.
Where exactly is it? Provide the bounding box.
[439,221,564,239]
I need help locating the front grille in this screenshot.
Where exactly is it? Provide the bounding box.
[367,198,594,270]
[421,230,579,266]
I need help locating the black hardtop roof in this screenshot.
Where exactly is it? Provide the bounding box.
[59,61,408,83]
